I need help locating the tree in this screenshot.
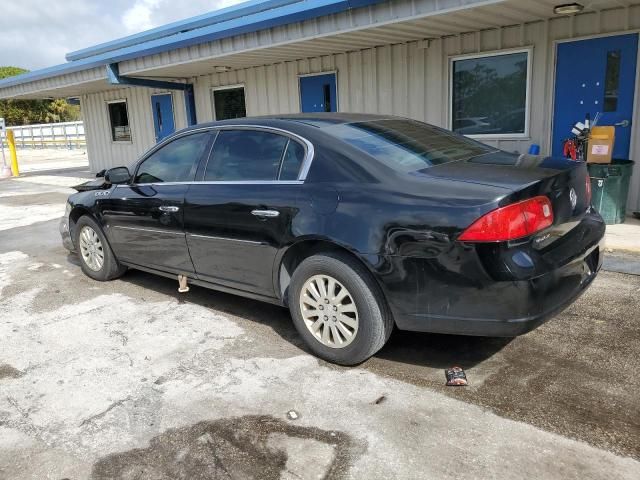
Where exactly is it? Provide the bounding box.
[0,66,81,126]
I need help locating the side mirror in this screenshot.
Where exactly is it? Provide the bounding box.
[96,169,106,178]
[105,167,131,184]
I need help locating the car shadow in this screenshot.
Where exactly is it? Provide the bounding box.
[114,269,512,370]
[374,329,513,370]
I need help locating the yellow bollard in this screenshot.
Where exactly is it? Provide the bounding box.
[6,130,19,176]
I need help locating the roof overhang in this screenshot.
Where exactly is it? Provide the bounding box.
[1,0,638,100]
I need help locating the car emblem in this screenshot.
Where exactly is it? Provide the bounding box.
[569,188,577,209]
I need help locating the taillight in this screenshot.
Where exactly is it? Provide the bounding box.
[458,196,554,242]
[585,174,592,204]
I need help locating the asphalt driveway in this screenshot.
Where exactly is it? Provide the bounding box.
[1,172,639,479]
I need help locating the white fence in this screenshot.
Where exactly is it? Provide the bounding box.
[1,121,85,149]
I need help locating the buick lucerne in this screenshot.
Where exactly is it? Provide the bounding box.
[60,114,605,365]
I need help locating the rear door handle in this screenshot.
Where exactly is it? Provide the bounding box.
[251,209,280,218]
[615,120,630,128]
[159,205,180,212]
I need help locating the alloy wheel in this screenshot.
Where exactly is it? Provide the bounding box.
[299,274,359,349]
[79,225,105,272]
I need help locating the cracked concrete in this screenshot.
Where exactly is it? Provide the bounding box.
[1,173,639,479]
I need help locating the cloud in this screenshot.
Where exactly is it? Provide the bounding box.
[123,0,163,33]
[0,0,245,71]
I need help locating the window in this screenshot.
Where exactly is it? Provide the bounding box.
[212,86,246,120]
[135,132,210,184]
[279,140,306,180]
[107,101,132,142]
[604,50,621,112]
[451,50,530,136]
[325,119,494,173]
[204,130,299,181]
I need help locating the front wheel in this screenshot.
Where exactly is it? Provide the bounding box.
[74,215,126,281]
[288,252,393,365]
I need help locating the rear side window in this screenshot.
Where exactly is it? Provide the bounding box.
[279,140,306,180]
[325,119,494,173]
[135,132,210,184]
[205,130,301,181]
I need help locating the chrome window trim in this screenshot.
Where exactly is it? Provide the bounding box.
[129,124,315,187]
[276,138,290,181]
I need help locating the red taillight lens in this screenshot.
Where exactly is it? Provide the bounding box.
[458,196,554,242]
[585,175,592,204]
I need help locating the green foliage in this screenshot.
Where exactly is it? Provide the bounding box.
[0,66,81,126]
[0,66,28,79]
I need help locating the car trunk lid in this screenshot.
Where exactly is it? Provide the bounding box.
[418,152,592,246]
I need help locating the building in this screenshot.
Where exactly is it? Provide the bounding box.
[1,0,639,210]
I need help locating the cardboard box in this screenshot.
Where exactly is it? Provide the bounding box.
[587,126,615,164]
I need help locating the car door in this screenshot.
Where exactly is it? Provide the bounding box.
[184,127,309,297]
[100,131,214,273]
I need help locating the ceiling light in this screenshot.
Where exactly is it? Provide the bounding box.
[214,66,232,73]
[554,3,585,15]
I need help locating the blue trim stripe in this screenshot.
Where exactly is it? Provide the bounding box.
[0,0,385,91]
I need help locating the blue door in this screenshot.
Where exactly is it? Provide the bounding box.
[552,34,638,158]
[300,73,337,113]
[151,93,176,142]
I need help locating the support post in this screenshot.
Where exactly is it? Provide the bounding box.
[6,130,19,176]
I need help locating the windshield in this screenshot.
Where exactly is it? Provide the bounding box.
[325,119,496,173]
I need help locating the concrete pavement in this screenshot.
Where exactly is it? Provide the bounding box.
[0,173,639,480]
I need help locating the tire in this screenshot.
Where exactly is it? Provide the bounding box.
[74,215,126,281]
[288,252,393,365]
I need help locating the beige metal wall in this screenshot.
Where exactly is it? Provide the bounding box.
[81,87,188,172]
[193,9,640,211]
[83,6,640,210]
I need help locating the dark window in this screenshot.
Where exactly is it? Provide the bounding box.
[135,132,210,184]
[204,130,289,181]
[452,52,529,135]
[279,140,306,180]
[108,101,131,142]
[325,119,494,173]
[604,50,621,112]
[213,87,247,120]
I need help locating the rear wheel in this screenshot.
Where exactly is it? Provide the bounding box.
[288,252,393,365]
[74,215,126,281]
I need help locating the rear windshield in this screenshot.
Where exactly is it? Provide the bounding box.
[325,119,495,173]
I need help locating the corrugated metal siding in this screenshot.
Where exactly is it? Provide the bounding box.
[190,8,640,211]
[82,87,187,172]
[0,67,106,99]
[83,5,640,210]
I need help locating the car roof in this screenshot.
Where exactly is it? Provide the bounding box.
[183,113,400,132]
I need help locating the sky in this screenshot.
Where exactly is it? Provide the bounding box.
[0,0,246,71]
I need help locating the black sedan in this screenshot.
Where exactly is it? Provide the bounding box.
[60,114,605,365]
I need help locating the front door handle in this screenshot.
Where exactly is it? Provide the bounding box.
[159,205,180,213]
[251,209,280,218]
[615,120,630,128]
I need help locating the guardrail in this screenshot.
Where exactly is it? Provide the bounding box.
[1,121,85,149]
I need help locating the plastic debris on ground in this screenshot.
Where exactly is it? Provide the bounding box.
[445,366,468,386]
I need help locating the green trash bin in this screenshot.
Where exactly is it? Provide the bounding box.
[587,159,634,225]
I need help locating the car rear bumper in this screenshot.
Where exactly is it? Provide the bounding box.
[377,212,605,337]
[59,215,75,252]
